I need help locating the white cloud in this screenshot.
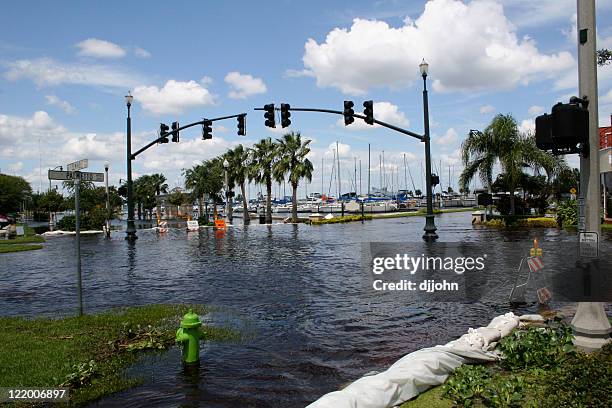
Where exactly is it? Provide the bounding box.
[479,105,494,114]
[76,38,126,58]
[45,95,76,114]
[301,0,574,94]
[435,128,458,145]
[284,69,315,78]
[224,71,267,99]
[133,80,215,115]
[519,118,535,134]
[337,101,409,130]
[200,76,213,86]
[601,88,612,104]
[326,142,352,158]
[0,110,64,144]
[528,105,544,115]
[4,58,140,88]
[134,47,151,58]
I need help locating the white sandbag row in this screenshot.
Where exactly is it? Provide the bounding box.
[307,312,522,408]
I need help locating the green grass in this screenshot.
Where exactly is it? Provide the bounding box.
[602,223,612,230]
[373,207,473,219]
[0,235,45,245]
[311,215,373,224]
[399,385,451,408]
[0,244,43,253]
[0,304,239,406]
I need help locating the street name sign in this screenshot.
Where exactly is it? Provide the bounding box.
[48,170,104,182]
[578,232,598,258]
[79,172,104,182]
[67,159,88,172]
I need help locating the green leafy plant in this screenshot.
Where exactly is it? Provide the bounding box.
[60,360,97,388]
[443,364,491,407]
[555,199,577,228]
[537,342,612,407]
[498,324,574,370]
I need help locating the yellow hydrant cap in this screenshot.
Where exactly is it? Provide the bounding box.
[180,309,202,328]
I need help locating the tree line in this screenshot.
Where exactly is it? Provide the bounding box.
[184,131,313,224]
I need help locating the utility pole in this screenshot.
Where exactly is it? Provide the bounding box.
[571,0,611,351]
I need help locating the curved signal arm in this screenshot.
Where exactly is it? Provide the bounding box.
[131,113,247,160]
[256,107,424,142]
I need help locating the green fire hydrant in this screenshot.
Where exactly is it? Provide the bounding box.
[176,309,206,365]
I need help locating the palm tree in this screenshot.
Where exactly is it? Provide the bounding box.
[184,159,224,222]
[461,115,525,213]
[273,132,313,223]
[184,165,208,217]
[249,137,277,224]
[148,173,168,220]
[461,114,567,215]
[225,145,251,224]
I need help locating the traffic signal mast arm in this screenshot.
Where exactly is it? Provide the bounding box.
[256,107,425,141]
[131,113,247,159]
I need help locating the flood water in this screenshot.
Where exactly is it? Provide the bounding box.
[0,212,609,407]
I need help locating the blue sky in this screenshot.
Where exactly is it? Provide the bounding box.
[1,0,611,198]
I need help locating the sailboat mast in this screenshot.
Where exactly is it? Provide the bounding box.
[368,144,371,196]
[321,157,324,196]
[354,157,357,196]
[359,159,362,196]
[336,141,341,199]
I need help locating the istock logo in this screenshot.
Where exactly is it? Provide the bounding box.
[371,254,487,275]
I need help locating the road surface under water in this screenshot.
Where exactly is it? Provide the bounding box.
[1,212,609,407]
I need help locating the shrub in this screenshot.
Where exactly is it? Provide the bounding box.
[496,195,527,216]
[498,324,574,370]
[537,343,612,407]
[556,199,577,228]
[523,218,557,228]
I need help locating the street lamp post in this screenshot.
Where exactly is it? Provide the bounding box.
[223,159,232,223]
[125,91,137,241]
[420,59,439,241]
[104,161,111,238]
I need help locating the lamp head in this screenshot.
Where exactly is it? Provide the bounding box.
[125,91,134,106]
[223,159,229,168]
[104,161,109,171]
[419,59,429,77]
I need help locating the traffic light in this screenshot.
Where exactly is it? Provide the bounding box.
[535,98,589,155]
[343,100,354,126]
[237,115,246,136]
[202,120,213,140]
[264,104,275,128]
[171,121,180,143]
[280,103,291,128]
[159,123,169,143]
[363,100,374,125]
[431,174,440,186]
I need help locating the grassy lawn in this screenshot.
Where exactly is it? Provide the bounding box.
[0,304,238,406]
[373,207,474,219]
[0,224,46,253]
[311,215,372,224]
[602,223,612,230]
[399,385,451,408]
[0,244,44,253]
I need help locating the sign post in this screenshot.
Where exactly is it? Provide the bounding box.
[74,172,83,316]
[48,160,106,317]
